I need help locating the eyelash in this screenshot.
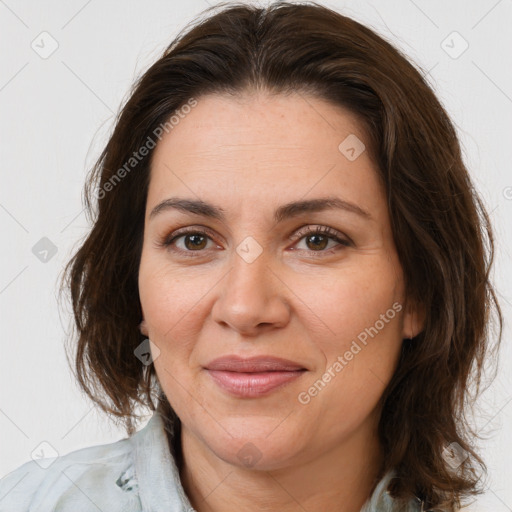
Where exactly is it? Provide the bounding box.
[156,225,352,258]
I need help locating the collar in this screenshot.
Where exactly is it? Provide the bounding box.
[132,411,195,510]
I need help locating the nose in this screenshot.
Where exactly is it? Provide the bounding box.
[210,246,291,336]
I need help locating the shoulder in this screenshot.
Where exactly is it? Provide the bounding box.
[0,424,141,511]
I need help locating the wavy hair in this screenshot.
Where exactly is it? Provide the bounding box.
[59,2,503,510]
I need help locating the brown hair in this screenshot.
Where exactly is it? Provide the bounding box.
[60,1,503,510]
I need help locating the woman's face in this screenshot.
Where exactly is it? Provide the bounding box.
[138,91,422,471]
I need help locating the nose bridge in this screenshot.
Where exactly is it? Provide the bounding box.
[211,234,290,333]
[230,237,269,289]
[227,236,273,305]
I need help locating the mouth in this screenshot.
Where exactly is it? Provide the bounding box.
[204,355,308,398]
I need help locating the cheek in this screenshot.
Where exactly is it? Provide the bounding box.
[301,304,403,433]
[139,255,210,331]
[138,257,218,377]
[296,262,403,350]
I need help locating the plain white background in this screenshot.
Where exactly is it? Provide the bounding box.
[0,0,510,509]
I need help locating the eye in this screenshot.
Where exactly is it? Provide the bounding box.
[156,227,219,257]
[291,225,352,255]
[156,224,352,258]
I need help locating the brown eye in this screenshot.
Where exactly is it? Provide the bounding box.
[292,226,352,255]
[182,233,208,250]
[157,227,219,257]
[304,233,329,251]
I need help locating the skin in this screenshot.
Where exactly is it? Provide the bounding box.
[138,91,424,512]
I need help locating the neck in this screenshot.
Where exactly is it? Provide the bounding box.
[179,416,384,512]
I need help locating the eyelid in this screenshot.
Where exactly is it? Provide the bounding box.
[156,224,352,255]
[291,224,353,246]
[169,225,218,241]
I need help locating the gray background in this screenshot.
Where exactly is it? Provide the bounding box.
[0,0,510,509]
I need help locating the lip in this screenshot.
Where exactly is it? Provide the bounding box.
[205,355,307,372]
[204,355,307,398]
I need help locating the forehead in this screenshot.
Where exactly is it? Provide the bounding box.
[151,91,367,161]
[147,92,383,216]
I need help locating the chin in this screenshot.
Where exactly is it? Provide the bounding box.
[199,422,305,471]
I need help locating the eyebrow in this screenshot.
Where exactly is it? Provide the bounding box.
[149,196,372,223]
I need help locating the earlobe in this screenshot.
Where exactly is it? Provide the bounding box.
[139,319,149,336]
[402,298,426,340]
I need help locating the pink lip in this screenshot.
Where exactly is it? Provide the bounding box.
[205,355,306,372]
[204,355,307,398]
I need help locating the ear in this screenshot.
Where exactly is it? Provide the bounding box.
[401,297,426,340]
[139,318,149,336]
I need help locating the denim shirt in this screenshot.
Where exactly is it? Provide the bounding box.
[0,411,422,511]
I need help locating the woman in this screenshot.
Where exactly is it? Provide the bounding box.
[0,1,502,511]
